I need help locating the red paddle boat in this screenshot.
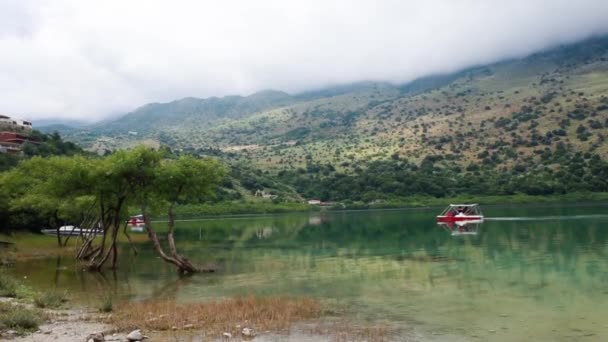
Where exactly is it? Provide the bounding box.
[437,204,483,223]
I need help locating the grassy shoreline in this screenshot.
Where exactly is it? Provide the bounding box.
[169,192,608,218]
[0,271,395,341]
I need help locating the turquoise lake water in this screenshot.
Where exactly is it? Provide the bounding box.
[12,203,608,341]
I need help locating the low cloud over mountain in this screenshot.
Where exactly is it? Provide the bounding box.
[1,0,608,120]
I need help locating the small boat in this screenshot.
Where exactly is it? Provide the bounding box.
[437,204,483,222]
[127,215,145,226]
[127,215,146,232]
[41,225,104,237]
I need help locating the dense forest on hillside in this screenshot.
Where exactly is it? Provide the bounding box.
[274,150,608,201]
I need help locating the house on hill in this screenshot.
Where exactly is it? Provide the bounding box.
[0,114,32,131]
[0,131,38,154]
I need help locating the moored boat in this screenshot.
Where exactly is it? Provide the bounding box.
[437,204,483,222]
[41,225,104,237]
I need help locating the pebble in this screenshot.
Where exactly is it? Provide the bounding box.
[126,329,146,341]
[87,331,105,342]
[242,327,255,337]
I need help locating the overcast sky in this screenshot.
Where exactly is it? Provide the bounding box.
[1,0,608,121]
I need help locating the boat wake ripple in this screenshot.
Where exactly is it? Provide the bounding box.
[485,214,608,221]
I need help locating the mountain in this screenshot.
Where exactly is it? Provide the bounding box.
[92,89,293,135]
[34,119,90,135]
[62,36,608,176]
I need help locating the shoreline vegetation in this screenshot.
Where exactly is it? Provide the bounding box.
[168,192,608,218]
[107,296,322,335]
[0,272,395,341]
[0,271,62,337]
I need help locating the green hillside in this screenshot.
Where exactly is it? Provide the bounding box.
[64,89,295,149]
[58,36,608,201]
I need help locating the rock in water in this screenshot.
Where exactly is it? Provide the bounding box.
[242,327,255,338]
[86,331,104,342]
[222,332,232,338]
[126,329,146,341]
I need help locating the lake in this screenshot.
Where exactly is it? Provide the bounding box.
[10,203,608,341]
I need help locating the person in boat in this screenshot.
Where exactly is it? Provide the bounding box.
[456,206,465,216]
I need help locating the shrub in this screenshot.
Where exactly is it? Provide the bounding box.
[34,291,68,309]
[99,294,113,313]
[0,303,44,333]
[0,273,18,297]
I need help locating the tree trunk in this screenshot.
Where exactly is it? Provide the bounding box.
[166,203,186,263]
[97,199,124,270]
[110,208,122,269]
[141,205,200,274]
[94,201,109,262]
[52,210,62,247]
[122,221,138,255]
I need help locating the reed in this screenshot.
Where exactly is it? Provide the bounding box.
[106,296,321,336]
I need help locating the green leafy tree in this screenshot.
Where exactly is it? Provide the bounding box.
[0,146,225,273]
[141,155,225,273]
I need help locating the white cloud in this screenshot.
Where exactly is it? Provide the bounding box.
[1,0,608,121]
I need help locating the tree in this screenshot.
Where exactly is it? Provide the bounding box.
[138,154,225,274]
[0,146,226,274]
[0,156,94,243]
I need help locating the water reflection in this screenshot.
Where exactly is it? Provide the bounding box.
[255,227,273,239]
[438,220,482,236]
[10,204,608,340]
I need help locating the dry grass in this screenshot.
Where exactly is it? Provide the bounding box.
[106,296,321,336]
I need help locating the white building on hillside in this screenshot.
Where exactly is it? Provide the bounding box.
[0,114,32,130]
[0,115,14,125]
